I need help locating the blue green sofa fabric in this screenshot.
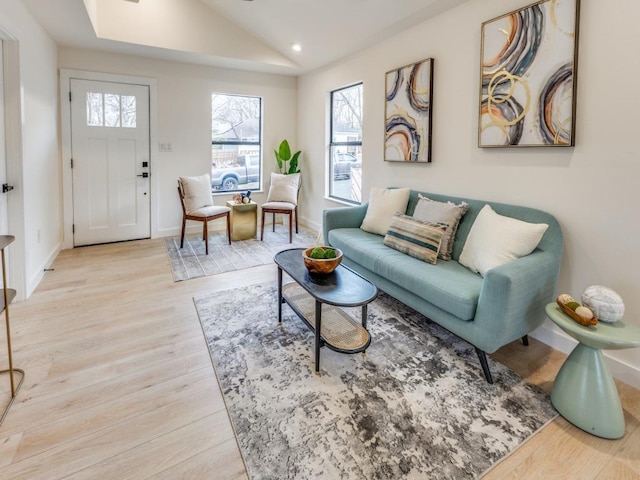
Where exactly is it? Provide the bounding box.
[323,190,564,358]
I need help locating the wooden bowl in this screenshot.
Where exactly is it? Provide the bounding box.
[556,300,598,326]
[302,247,343,274]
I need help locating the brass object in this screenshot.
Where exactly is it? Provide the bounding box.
[226,200,257,241]
[0,236,25,426]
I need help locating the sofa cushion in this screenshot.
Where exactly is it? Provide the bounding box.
[361,187,411,236]
[412,194,468,261]
[383,213,445,265]
[329,228,482,321]
[459,204,549,276]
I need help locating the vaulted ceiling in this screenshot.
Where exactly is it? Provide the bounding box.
[22,0,469,75]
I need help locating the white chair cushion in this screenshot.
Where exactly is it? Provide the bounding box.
[266,172,300,205]
[262,201,296,211]
[360,187,411,236]
[180,174,213,214]
[188,205,230,218]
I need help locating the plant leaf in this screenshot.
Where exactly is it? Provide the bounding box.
[278,140,291,161]
[289,151,300,173]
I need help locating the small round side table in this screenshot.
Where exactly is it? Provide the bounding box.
[545,303,640,439]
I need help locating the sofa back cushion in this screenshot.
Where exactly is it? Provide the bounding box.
[404,190,563,262]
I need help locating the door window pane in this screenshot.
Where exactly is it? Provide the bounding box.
[86,92,104,127]
[121,96,137,128]
[104,94,121,127]
[86,93,137,128]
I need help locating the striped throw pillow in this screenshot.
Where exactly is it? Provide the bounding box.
[383,213,446,264]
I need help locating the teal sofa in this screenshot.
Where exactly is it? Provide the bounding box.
[323,190,563,383]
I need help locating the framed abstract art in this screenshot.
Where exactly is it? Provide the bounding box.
[385,58,434,162]
[479,0,581,147]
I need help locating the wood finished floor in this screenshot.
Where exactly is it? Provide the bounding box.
[0,238,638,479]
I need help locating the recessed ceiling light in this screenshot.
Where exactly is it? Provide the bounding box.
[292,43,302,52]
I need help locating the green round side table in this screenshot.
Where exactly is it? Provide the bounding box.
[545,303,640,439]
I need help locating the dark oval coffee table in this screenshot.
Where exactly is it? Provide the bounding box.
[274,248,378,375]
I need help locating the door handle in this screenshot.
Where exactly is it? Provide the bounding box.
[137,173,149,178]
[2,183,14,193]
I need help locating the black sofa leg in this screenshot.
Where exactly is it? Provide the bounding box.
[521,335,529,346]
[475,348,494,384]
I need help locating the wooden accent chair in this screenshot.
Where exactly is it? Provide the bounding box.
[260,173,301,243]
[178,175,231,255]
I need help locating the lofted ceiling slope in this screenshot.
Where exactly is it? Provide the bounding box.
[22,0,470,75]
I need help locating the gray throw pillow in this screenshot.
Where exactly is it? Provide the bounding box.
[412,194,469,260]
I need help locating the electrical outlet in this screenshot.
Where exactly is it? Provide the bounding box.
[159,142,173,152]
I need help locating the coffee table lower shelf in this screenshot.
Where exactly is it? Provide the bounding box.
[282,283,371,371]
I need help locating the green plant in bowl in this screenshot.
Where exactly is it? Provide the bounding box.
[303,246,343,274]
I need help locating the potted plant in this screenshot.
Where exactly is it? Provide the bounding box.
[274,139,301,174]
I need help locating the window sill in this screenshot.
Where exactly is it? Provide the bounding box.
[325,195,361,207]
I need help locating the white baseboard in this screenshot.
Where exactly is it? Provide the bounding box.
[531,320,640,390]
[26,243,61,299]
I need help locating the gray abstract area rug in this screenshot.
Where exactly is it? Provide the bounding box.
[195,282,558,479]
[165,228,318,281]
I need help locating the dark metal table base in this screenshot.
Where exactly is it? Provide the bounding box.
[274,248,377,375]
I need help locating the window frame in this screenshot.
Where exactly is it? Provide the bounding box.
[329,82,363,204]
[211,93,263,195]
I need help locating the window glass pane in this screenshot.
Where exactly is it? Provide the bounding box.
[104,94,121,127]
[330,83,362,203]
[121,95,137,128]
[331,84,362,143]
[211,147,261,192]
[212,94,261,143]
[211,93,262,193]
[329,145,362,203]
[86,92,103,127]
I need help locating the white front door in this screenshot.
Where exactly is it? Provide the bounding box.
[70,79,150,246]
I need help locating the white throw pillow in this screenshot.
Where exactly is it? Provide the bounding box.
[360,187,411,236]
[267,172,300,204]
[459,204,549,276]
[179,174,213,214]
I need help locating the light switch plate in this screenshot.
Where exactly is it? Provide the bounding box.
[159,143,173,152]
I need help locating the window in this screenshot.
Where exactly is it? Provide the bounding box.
[211,93,262,193]
[86,93,136,128]
[329,83,363,203]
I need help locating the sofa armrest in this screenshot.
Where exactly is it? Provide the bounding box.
[473,250,561,352]
[322,204,369,245]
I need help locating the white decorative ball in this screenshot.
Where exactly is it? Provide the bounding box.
[581,285,625,323]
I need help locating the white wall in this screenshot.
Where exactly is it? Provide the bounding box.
[298,0,640,387]
[58,48,298,239]
[0,2,61,297]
